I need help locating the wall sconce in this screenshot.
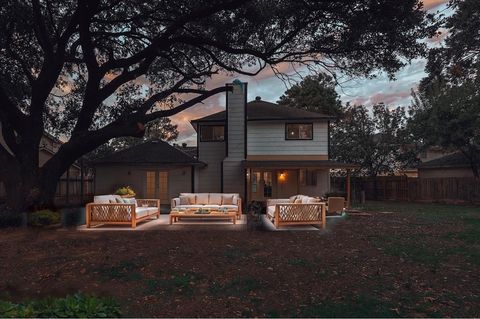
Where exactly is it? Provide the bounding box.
[278,172,287,183]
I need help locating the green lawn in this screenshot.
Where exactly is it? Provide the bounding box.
[0,201,479,317]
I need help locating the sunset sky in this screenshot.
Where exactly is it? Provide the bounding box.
[171,0,451,146]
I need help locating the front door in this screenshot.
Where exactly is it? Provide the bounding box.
[145,171,169,202]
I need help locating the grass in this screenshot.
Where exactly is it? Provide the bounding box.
[144,271,200,296]
[296,295,399,318]
[210,276,263,297]
[96,259,144,281]
[356,201,480,266]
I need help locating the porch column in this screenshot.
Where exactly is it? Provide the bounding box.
[346,169,351,208]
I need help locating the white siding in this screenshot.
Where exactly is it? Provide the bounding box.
[196,141,225,192]
[247,121,328,155]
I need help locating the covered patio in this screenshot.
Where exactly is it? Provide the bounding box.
[243,160,358,207]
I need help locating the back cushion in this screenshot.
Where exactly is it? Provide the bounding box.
[307,197,321,204]
[301,196,310,204]
[196,193,209,205]
[222,193,239,205]
[179,193,196,204]
[209,193,223,205]
[289,195,298,203]
[222,194,235,205]
[94,195,115,204]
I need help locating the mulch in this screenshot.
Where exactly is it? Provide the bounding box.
[0,210,479,317]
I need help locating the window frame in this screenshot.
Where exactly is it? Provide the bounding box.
[199,125,225,142]
[285,123,314,140]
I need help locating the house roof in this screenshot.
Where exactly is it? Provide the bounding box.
[418,152,475,169]
[191,97,334,123]
[242,160,359,169]
[92,140,205,167]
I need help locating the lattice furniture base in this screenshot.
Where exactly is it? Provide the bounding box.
[86,198,160,228]
[267,202,326,228]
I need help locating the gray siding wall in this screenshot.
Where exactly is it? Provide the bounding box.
[247,121,328,155]
[196,141,225,192]
[94,165,192,204]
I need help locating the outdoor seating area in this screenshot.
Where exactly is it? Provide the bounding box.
[86,195,160,228]
[266,195,327,228]
[171,193,242,218]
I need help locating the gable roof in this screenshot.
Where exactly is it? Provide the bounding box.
[92,140,205,166]
[418,152,475,169]
[191,97,334,123]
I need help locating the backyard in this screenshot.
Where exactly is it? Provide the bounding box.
[0,201,479,317]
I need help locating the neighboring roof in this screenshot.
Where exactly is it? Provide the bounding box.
[418,152,475,169]
[92,140,205,166]
[191,97,334,123]
[242,160,359,169]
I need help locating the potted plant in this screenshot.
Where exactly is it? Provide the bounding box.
[114,186,136,198]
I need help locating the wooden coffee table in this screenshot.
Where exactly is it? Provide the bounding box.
[169,210,237,225]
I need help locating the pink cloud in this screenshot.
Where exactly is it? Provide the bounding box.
[422,0,449,10]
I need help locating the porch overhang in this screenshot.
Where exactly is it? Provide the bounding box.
[241,160,359,170]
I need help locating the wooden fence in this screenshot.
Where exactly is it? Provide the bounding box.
[331,176,480,204]
[0,177,94,207]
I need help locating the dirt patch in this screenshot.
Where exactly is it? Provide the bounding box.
[0,206,479,317]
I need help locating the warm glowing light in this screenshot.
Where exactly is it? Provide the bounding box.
[278,172,287,183]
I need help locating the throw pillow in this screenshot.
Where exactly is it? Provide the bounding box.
[109,199,116,203]
[289,195,298,203]
[294,198,302,204]
[115,198,123,203]
[222,194,235,205]
[179,195,191,205]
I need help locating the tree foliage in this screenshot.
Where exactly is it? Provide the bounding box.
[277,74,342,116]
[408,0,480,177]
[0,0,433,210]
[331,104,416,177]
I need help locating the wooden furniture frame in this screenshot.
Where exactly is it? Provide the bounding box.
[86,199,160,228]
[169,210,237,225]
[267,200,326,228]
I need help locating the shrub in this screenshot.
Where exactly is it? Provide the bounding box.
[28,209,60,227]
[0,294,121,318]
[114,186,136,196]
[0,206,23,228]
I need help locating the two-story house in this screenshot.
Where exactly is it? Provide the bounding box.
[191,81,356,203]
[92,81,356,207]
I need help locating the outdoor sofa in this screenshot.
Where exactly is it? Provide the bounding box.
[267,195,326,228]
[171,193,242,218]
[86,195,160,228]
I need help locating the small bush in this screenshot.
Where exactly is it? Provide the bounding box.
[0,294,121,318]
[0,211,23,228]
[114,186,135,196]
[28,209,60,227]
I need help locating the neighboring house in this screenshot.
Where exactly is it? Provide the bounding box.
[0,126,84,204]
[92,140,205,204]
[191,82,356,203]
[418,152,476,178]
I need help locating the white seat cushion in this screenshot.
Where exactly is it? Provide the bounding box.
[135,207,157,218]
[176,205,204,209]
[219,205,238,210]
[202,205,220,209]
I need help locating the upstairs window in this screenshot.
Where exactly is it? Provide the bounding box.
[200,125,225,142]
[286,123,313,140]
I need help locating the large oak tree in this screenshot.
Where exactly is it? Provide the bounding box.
[0,0,432,211]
